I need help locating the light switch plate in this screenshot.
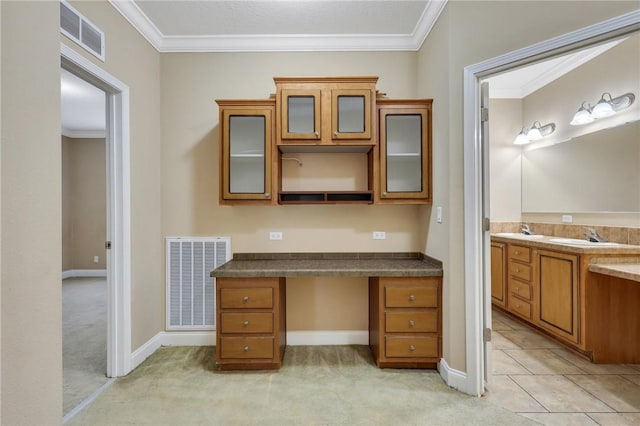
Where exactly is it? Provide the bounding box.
[562,215,573,223]
[436,206,443,224]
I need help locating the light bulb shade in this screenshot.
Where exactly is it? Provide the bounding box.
[591,98,615,118]
[526,127,542,140]
[513,130,529,145]
[570,104,594,125]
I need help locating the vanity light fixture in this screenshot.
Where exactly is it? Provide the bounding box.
[513,122,555,145]
[513,128,530,145]
[570,92,636,125]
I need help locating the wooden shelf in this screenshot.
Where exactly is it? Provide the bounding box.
[278,191,373,205]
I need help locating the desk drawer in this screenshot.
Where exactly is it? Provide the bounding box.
[220,287,273,309]
[510,282,532,301]
[386,311,437,333]
[219,337,274,359]
[509,245,531,263]
[220,312,273,333]
[509,261,531,282]
[508,293,532,319]
[385,286,438,308]
[385,335,438,358]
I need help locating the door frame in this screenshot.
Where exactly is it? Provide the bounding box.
[61,43,132,377]
[462,10,640,396]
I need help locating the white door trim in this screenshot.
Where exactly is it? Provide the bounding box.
[61,43,132,377]
[462,10,640,396]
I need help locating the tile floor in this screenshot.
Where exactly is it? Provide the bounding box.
[483,309,640,426]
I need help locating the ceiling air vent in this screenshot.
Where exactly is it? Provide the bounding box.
[60,1,105,61]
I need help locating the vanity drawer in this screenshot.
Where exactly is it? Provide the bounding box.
[219,337,274,359]
[385,311,437,333]
[220,287,273,309]
[385,286,438,308]
[509,245,531,263]
[220,312,273,333]
[509,261,531,282]
[385,335,438,358]
[510,282,532,301]
[508,293,532,319]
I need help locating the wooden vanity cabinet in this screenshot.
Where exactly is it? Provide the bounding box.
[506,244,534,320]
[275,77,377,148]
[490,242,507,308]
[216,99,276,205]
[535,249,580,344]
[216,277,286,370]
[369,276,442,368]
[377,99,432,203]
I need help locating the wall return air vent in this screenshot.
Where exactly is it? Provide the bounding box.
[60,0,105,61]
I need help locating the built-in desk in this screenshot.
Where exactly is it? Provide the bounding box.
[211,252,443,370]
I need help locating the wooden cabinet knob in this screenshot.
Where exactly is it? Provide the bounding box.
[409,345,416,352]
[242,296,249,302]
[409,320,415,327]
[409,295,415,302]
[243,346,249,352]
[242,320,250,326]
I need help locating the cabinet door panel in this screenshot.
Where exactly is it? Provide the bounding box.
[331,89,371,140]
[281,89,321,140]
[537,250,579,343]
[491,242,506,306]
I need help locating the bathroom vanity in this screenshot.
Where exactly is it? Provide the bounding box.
[491,233,640,363]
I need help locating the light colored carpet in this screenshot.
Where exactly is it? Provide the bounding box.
[63,277,109,415]
[67,345,537,425]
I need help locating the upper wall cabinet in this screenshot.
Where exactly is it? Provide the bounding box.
[275,77,377,148]
[216,99,276,205]
[377,99,432,203]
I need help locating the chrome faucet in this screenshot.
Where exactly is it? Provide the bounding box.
[521,224,535,235]
[584,227,606,242]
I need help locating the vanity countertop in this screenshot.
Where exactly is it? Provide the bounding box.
[210,252,443,278]
[491,234,640,255]
[588,263,640,283]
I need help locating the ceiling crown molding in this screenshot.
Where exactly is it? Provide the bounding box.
[109,0,447,52]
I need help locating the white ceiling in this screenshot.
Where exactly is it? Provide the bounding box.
[61,69,106,138]
[110,0,447,52]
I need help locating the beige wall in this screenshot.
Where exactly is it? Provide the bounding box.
[160,51,420,331]
[1,1,63,423]
[417,1,639,372]
[62,136,107,270]
[489,99,523,222]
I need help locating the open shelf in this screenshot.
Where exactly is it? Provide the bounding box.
[278,191,373,205]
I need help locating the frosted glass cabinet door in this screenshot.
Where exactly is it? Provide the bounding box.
[281,89,321,140]
[379,106,431,201]
[221,108,272,201]
[331,89,371,140]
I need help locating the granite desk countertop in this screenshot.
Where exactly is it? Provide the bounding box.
[210,252,443,278]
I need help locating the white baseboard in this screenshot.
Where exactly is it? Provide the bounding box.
[286,330,368,346]
[62,269,107,279]
[130,331,216,370]
[438,358,470,393]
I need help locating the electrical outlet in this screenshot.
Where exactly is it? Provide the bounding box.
[93,255,99,264]
[562,215,573,223]
[269,231,283,241]
[373,231,386,240]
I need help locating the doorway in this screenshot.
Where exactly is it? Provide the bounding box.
[462,11,640,396]
[61,43,132,420]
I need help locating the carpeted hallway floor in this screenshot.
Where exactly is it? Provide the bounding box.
[63,277,109,415]
[66,345,537,425]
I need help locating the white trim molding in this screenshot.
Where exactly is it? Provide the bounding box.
[109,0,447,52]
[61,128,107,139]
[437,358,468,392]
[62,269,107,279]
[462,10,640,397]
[286,330,368,346]
[61,42,132,378]
[130,331,216,370]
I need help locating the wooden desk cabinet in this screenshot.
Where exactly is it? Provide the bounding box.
[216,277,286,370]
[369,276,442,368]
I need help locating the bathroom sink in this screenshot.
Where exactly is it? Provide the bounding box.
[494,232,544,239]
[548,238,619,246]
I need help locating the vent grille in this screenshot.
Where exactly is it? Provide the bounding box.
[166,237,231,330]
[60,1,105,61]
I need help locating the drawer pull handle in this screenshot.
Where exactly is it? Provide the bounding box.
[243,346,250,352]
[409,320,415,327]
[242,296,249,302]
[314,131,320,138]
[516,287,520,292]
[515,251,520,255]
[242,320,250,326]
[409,295,415,302]
[409,345,416,352]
